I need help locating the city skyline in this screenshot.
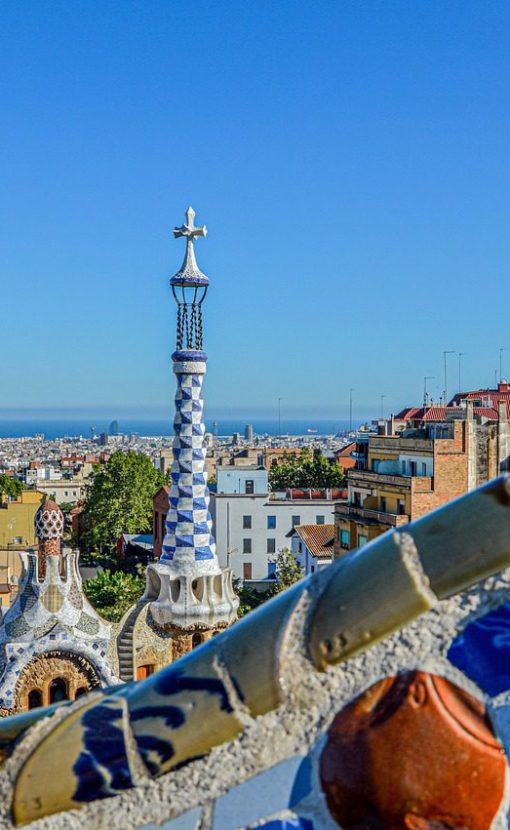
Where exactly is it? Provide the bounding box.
[2,1,510,413]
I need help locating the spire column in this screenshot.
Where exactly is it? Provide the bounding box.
[145,206,238,630]
[161,349,215,565]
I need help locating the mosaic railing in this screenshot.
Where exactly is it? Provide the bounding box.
[2,476,510,828]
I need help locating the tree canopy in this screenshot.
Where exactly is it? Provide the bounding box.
[270,547,304,594]
[81,451,165,551]
[0,474,23,500]
[268,448,346,491]
[83,569,145,622]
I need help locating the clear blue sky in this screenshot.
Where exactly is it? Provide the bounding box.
[1,1,509,420]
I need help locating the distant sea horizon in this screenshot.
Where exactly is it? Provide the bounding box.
[0,417,372,440]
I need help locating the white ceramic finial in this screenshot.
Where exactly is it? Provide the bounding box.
[172,206,208,283]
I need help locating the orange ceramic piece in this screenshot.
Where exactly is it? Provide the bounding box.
[320,671,506,830]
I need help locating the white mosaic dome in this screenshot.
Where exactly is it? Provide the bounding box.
[35,500,64,540]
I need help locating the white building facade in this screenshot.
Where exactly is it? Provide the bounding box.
[211,468,336,583]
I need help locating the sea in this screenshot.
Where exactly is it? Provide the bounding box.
[0,418,359,440]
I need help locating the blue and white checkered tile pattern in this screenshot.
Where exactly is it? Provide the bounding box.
[161,351,215,563]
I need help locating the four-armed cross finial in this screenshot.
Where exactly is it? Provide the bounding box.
[171,206,209,285]
[173,206,207,242]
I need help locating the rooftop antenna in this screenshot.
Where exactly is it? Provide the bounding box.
[499,347,508,382]
[443,351,456,405]
[424,376,434,407]
[458,353,465,394]
[349,388,355,433]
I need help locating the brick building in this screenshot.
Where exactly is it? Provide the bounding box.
[335,398,510,556]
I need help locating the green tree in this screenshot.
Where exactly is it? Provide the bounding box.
[268,449,346,490]
[83,569,145,622]
[81,451,165,551]
[270,547,304,595]
[235,584,271,617]
[0,475,23,501]
[59,501,77,513]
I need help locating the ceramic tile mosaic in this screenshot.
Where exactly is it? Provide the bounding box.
[161,352,215,565]
[7,475,510,827]
[0,550,117,713]
[211,756,305,830]
[448,601,510,695]
[140,808,202,830]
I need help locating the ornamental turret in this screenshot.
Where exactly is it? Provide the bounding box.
[34,499,64,578]
[144,208,238,630]
[0,506,117,715]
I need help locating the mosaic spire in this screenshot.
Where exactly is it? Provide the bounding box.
[161,207,215,566]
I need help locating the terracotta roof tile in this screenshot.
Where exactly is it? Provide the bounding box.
[293,524,335,559]
[473,407,499,420]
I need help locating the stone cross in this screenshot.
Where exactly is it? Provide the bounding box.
[173,206,207,242]
[171,206,208,283]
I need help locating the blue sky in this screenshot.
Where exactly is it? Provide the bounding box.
[1,1,509,420]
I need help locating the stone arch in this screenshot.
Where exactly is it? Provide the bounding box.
[14,650,101,713]
[49,677,68,704]
[27,689,43,710]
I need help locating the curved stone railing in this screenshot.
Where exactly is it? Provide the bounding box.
[3,476,510,826]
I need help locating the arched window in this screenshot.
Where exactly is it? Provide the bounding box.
[192,633,203,649]
[75,686,88,700]
[27,689,43,710]
[49,677,68,704]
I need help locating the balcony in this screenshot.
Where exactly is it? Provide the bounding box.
[369,436,434,452]
[335,502,409,527]
[348,469,413,490]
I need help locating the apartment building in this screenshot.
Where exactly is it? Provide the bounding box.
[335,397,510,557]
[211,468,337,584]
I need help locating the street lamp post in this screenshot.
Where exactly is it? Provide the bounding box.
[380,394,386,420]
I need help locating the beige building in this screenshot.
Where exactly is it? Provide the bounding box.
[0,491,45,608]
[0,491,44,550]
[335,401,510,556]
[36,480,84,505]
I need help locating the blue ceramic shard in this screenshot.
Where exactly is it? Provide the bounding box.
[448,602,510,696]
[288,756,313,808]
